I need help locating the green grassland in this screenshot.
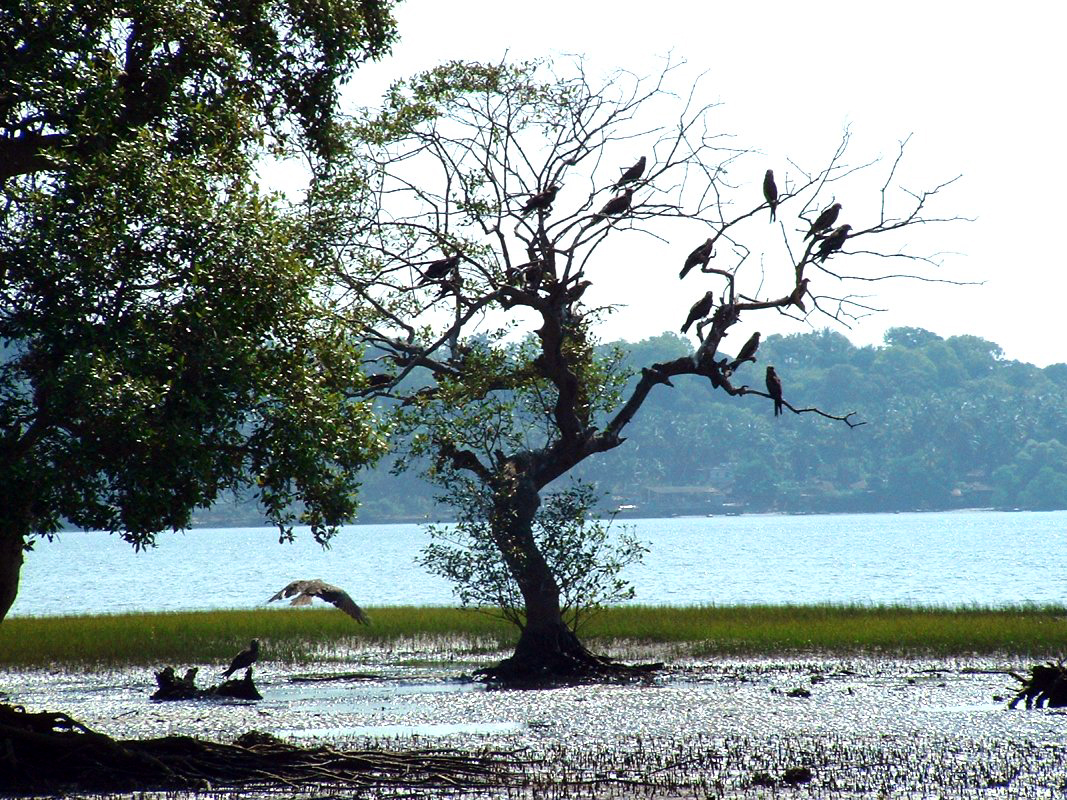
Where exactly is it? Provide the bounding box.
[2,604,1066,669]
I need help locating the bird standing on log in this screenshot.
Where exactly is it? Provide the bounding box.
[681,291,716,334]
[680,237,714,280]
[765,366,784,417]
[222,639,259,678]
[615,156,646,188]
[763,169,779,222]
[805,203,841,239]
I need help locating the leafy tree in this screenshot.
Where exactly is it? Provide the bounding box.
[0,0,396,621]
[310,58,959,682]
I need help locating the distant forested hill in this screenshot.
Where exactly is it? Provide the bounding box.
[192,327,1067,525]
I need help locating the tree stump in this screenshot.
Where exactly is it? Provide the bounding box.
[151,666,262,701]
[1008,661,1067,709]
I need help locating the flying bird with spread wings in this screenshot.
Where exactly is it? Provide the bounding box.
[615,156,646,188]
[763,169,779,222]
[222,639,259,678]
[805,203,841,240]
[679,238,714,280]
[269,579,369,624]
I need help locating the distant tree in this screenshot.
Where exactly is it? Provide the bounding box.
[0,0,397,622]
[314,59,961,682]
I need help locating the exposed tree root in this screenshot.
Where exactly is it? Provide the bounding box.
[0,703,516,795]
[1009,661,1067,709]
[474,624,662,688]
[151,665,262,701]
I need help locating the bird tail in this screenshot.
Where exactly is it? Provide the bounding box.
[774,400,783,417]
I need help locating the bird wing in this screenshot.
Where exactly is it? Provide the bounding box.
[315,585,369,624]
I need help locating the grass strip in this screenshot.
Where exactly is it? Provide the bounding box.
[2,603,1066,668]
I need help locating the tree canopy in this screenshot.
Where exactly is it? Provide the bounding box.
[0,0,397,621]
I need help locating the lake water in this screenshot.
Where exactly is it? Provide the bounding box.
[9,510,1067,618]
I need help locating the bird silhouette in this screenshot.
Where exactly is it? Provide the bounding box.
[521,185,559,215]
[419,254,460,285]
[222,639,259,678]
[679,238,714,280]
[805,203,841,239]
[268,579,369,624]
[594,188,634,220]
[789,278,810,312]
[765,366,784,417]
[615,156,646,188]
[729,332,761,372]
[763,170,779,222]
[681,291,716,334]
[815,224,851,262]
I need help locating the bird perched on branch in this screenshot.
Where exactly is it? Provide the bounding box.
[729,332,761,372]
[681,290,716,334]
[805,203,841,239]
[763,169,779,222]
[679,237,714,280]
[594,188,634,220]
[419,254,460,285]
[789,278,810,312]
[222,639,259,678]
[815,224,852,262]
[765,366,784,417]
[268,579,369,624]
[615,156,646,188]
[521,184,559,215]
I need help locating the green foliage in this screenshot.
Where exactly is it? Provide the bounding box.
[0,0,397,569]
[420,480,647,631]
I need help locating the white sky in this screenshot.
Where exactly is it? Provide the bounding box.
[291,0,1067,366]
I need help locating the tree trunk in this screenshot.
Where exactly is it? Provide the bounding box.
[477,464,659,685]
[0,509,27,623]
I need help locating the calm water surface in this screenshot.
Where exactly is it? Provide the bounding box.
[10,510,1067,617]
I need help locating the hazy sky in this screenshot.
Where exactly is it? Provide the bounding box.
[310,1,1065,367]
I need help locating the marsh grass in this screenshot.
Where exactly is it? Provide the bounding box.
[3,604,1066,668]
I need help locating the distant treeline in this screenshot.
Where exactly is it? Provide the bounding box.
[193,327,1067,526]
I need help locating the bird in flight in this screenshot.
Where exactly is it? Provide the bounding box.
[615,156,646,188]
[268,579,369,624]
[763,169,779,222]
[222,639,259,678]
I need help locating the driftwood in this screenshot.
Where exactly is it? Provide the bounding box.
[0,703,515,795]
[151,666,262,701]
[1009,661,1067,709]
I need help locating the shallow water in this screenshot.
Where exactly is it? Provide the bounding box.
[4,646,1066,797]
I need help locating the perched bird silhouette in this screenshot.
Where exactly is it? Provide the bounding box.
[805,203,841,240]
[763,169,779,222]
[765,366,784,417]
[815,224,851,262]
[222,639,259,678]
[594,188,634,220]
[419,254,460,285]
[681,290,716,334]
[789,278,810,312]
[615,156,646,188]
[521,184,560,215]
[729,332,761,372]
[268,579,369,624]
[679,238,714,280]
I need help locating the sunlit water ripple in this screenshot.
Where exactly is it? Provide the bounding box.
[11,510,1067,618]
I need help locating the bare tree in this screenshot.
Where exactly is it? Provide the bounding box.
[308,58,961,683]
